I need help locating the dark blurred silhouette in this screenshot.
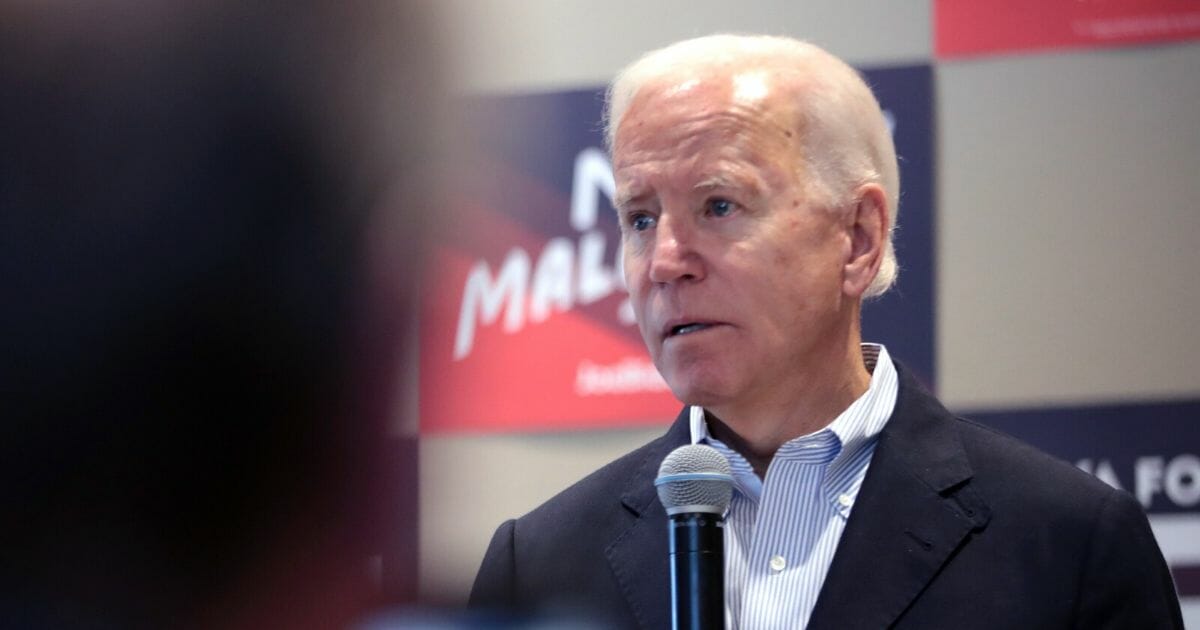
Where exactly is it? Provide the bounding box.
[0,2,443,628]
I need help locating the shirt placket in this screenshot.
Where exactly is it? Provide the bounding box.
[739,454,832,630]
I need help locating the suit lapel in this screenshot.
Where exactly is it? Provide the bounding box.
[807,368,992,630]
[605,409,691,630]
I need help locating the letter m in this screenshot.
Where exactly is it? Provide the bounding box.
[453,248,531,360]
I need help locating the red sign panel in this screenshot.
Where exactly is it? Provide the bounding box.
[936,0,1200,59]
[420,68,938,435]
[419,125,682,434]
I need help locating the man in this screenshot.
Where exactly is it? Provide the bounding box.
[470,34,1182,629]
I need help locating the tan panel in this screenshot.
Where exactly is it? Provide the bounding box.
[442,0,931,94]
[419,426,667,602]
[937,43,1200,409]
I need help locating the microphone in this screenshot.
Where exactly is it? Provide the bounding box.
[655,444,733,630]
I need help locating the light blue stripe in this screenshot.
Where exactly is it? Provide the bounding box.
[691,344,899,629]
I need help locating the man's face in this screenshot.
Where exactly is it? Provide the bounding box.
[613,71,855,414]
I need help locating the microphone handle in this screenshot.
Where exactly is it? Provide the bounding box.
[669,512,725,630]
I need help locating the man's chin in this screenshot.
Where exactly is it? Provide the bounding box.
[664,376,732,411]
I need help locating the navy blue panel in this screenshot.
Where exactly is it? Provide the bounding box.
[859,65,936,389]
[463,64,938,387]
[462,90,616,237]
[968,400,1200,515]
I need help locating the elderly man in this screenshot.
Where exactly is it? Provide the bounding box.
[470,35,1182,629]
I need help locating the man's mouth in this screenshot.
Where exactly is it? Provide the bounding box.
[666,322,715,338]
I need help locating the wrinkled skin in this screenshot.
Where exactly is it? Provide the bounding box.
[613,68,886,454]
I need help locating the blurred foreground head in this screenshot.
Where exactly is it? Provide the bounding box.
[0,2,445,628]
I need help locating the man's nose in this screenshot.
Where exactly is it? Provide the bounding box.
[647,214,703,284]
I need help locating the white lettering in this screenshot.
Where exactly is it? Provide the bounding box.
[1135,456,1165,508]
[453,249,531,360]
[570,147,616,232]
[1078,458,1126,490]
[1094,459,1124,491]
[575,358,670,396]
[577,231,616,304]
[1164,454,1200,507]
[529,238,575,323]
[452,147,629,361]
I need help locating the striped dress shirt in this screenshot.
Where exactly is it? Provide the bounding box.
[689,344,899,629]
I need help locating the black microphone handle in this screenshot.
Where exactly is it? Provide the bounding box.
[668,512,725,630]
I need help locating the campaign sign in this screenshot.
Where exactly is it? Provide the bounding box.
[420,65,935,434]
[936,0,1200,59]
[973,400,1200,599]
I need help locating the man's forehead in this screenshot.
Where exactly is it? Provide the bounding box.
[731,71,774,106]
[614,77,801,162]
[636,66,782,107]
[617,70,801,141]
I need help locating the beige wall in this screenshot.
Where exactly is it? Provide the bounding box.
[938,44,1200,410]
[422,2,1200,620]
[442,0,931,93]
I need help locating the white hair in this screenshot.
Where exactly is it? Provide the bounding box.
[603,34,900,297]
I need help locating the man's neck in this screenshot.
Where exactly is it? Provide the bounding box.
[706,340,872,478]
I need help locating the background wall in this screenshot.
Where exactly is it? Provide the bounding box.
[419,0,1200,623]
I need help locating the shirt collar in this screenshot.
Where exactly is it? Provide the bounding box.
[690,344,894,444]
[689,344,899,508]
[823,343,895,469]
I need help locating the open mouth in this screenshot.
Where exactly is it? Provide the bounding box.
[667,322,714,338]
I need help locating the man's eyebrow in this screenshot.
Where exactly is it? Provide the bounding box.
[613,188,647,210]
[693,173,761,196]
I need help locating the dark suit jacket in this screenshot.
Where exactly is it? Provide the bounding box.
[470,366,1183,629]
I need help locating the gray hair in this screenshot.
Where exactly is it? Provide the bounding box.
[603,34,900,297]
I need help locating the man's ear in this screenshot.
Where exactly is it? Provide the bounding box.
[843,184,888,298]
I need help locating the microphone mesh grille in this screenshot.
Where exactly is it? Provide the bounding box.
[656,444,733,513]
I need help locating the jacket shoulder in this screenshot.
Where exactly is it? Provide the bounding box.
[516,428,675,531]
[889,364,1121,511]
[952,414,1119,507]
[469,423,682,625]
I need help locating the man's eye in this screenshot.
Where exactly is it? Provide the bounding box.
[629,213,656,232]
[707,198,736,217]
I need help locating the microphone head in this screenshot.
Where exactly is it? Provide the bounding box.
[655,444,733,516]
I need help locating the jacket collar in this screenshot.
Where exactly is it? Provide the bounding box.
[605,407,690,630]
[604,364,993,630]
[807,364,992,629]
